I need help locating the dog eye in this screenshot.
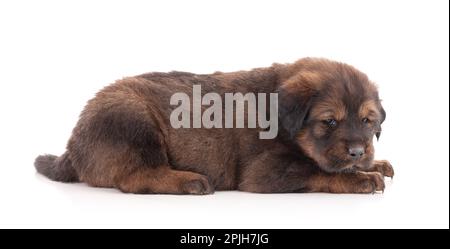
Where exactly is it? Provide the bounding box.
[362,118,370,123]
[323,119,337,127]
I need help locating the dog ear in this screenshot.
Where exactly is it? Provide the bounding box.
[278,80,316,139]
[376,104,386,141]
[375,130,382,141]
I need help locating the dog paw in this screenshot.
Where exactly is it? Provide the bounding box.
[353,172,385,194]
[372,160,394,178]
[182,176,214,195]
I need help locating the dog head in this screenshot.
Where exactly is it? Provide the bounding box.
[277,58,385,172]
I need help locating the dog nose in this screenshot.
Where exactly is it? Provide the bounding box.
[348,146,365,159]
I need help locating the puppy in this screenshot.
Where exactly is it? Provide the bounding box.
[35,58,393,194]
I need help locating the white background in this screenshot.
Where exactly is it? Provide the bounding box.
[0,0,448,228]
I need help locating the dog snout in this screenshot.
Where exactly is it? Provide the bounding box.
[348,146,365,160]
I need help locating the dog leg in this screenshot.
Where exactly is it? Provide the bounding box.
[359,160,394,178]
[238,154,385,194]
[305,171,385,193]
[116,166,214,195]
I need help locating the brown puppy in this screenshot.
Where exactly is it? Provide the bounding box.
[35,58,393,194]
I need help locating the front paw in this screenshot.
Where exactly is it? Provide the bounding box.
[372,160,394,178]
[327,171,385,194]
[352,172,385,194]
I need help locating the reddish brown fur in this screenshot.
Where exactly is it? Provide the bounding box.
[359,100,382,121]
[35,58,393,194]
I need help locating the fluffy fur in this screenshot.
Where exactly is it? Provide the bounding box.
[35,58,393,194]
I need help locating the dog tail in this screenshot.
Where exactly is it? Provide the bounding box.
[34,152,79,182]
